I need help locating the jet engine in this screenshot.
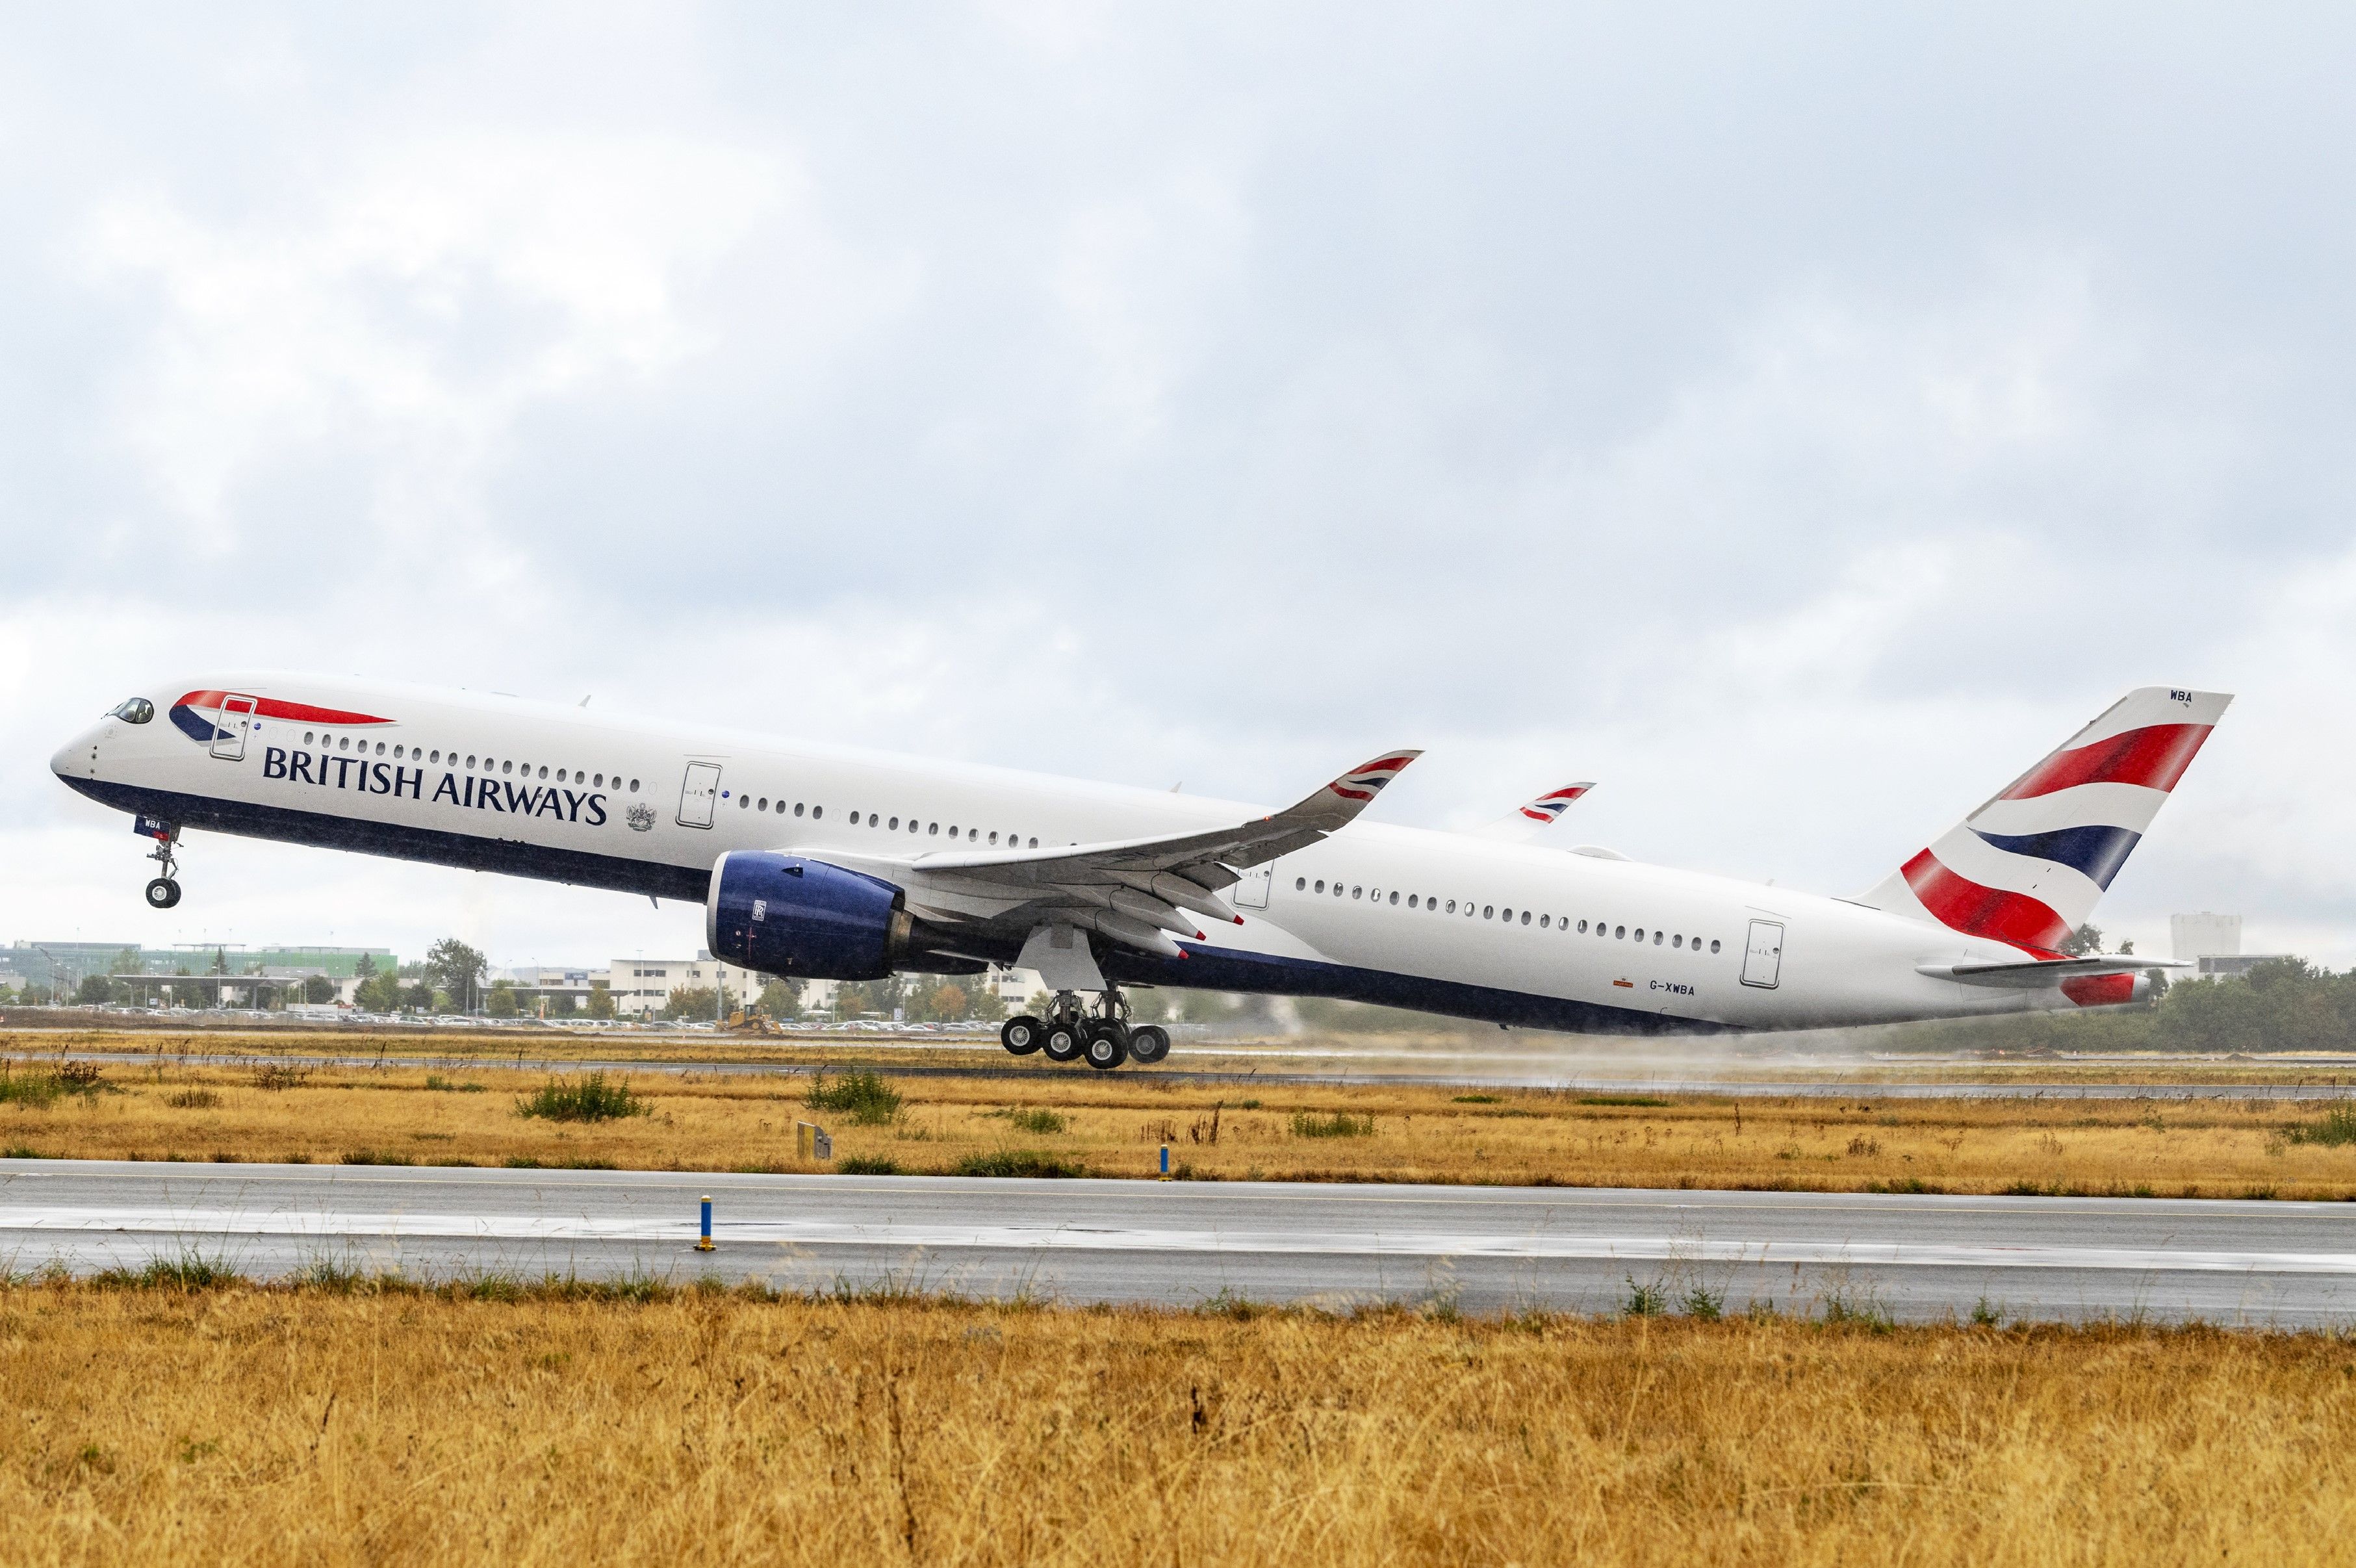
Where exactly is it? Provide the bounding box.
[705,852,912,981]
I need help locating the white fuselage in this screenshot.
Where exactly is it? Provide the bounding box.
[52,674,2086,1034]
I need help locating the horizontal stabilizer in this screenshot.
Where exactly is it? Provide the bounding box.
[1917,954,2186,989]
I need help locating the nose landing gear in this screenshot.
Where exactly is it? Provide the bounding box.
[140,821,182,910]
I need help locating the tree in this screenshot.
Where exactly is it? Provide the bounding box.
[2058,924,2104,957]
[354,971,403,1012]
[355,953,378,981]
[586,981,615,1019]
[76,973,115,1006]
[301,974,336,1004]
[485,979,519,1018]
[424,938,489,1014]
[665,985,719,1020]
[756,978,801,1020]
[110,947,141,976]
[400,981,436,1013]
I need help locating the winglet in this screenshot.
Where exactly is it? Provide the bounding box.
[1472,781,1596,842]
[1325,750,1422,803]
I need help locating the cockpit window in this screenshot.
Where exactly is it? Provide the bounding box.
[110,698,154,725]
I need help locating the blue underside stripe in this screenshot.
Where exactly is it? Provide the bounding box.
[62,775,1728,1038]
[1971,824,2142,890]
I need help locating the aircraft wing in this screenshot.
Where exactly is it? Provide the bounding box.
[793,749,1420,959]
[1915,954,2186,989]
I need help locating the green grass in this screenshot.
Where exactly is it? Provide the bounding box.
[837,1156,903,1175]
[952,1150,1086,1179]
[515,1073,649,1123]
[0,1062,105,1109]
[424,1074,487,1093]
[997,1107,1068,1135]
[1578,1095,1672,1108]
[806,1071,903,1126]
[2282,1105,2356,1147]
[164,1088,220,1110]
[1452,1094,1500,1104]
[1289,1111,1375,1138]
[340,1148,414,1166]
[93,1251,238,1292]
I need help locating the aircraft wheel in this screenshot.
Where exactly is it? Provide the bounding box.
[1001,1015,1045,1055]
[145,877,181,910]
[1041,1021,1085,1062]
[1084,1022,1129,1071]
[1127,1024,1171,1064]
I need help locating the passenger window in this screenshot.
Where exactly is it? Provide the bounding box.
[889,817,899,830]
[1500,908,1511,921]
[1633,927,1644,941]
[740,795,750,809]
[1521,911,1531,925]
[795,803,806,817]
[1652,931,1663,945]
[1709,938,1720,953]
[1314,880,1325,893]
[1578,919,1587,933]
[928,823,938,835]
[1672,934,1682,948]
[501,760,512,774]
[950,827,960,838]
[1352,886,1363,899]
[1615,925,1626,939]
[812,806,823,819]
[1389,891,1400,905]
[1296,878,1307,891]
[1407,894,1418,908]
[1027,837,1037,848]
[759,798,769,811]
[537,765,548,778]
[376,743,387,756]
[466,755,478,769]
[1483,906,1494,919]
[1334,883,1345,898]
[433,751,444,765]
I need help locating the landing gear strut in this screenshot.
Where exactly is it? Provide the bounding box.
[142,823,183,910]
[1001,985,1171,1070]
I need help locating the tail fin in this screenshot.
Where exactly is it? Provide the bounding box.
[1473,782,1595,842]
[1861,687,2232,953]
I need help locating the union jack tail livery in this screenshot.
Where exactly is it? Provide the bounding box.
[1326,751,1421,803]
[1863,687,2233,953]
[1474,780,1598,842]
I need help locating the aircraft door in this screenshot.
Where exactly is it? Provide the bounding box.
[677,762,721,828]
[210,694,257,761]
[1740,919,1784,988]
[1234,864,1271,910]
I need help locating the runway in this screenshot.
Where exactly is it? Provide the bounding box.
[5,1160,2354,1326]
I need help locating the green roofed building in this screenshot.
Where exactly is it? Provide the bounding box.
[5,942,398,990]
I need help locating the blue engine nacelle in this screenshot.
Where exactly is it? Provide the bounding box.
[705,853,912,981]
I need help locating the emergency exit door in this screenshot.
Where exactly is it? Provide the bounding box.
[1740,919,1784,988]
[677,762,721,828]
[210,694,256,761]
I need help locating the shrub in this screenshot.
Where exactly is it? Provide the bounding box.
[165,1088,220,1110]
[1452,1094,1499,1104]
[1290,1111,1374,1138]
[952,1150,1085,1179]
[1622,1276,1668,1317]
[340,1149,414,1166]
[1579,1095,1671,1108]
[2283,1105,2356,1147]
[515,1073,648,1123]
[806,1072,902,1126]
[1006,1107,1067,1135]
[424,1075,486,1093]
[838,1156,902,1175]
[94,1252,238,1292]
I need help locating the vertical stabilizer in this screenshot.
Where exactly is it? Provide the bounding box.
[1860,688,2231,953]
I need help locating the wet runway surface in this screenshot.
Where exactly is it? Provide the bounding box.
[6,1160,2354,1326]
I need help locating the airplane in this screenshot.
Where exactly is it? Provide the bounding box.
[50,678,2228,1069]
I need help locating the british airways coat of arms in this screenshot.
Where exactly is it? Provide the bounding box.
[626,803,657,832]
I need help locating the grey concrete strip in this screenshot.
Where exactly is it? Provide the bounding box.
[4,1161,2354,1326]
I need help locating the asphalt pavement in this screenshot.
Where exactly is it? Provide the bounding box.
[5,1159,2355,1326]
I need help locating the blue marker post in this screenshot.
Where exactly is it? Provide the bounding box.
[696,1194,715,1251]
[1159,1146,1171,1181]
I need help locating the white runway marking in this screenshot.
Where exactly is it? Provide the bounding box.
[15,1204,2356,1276]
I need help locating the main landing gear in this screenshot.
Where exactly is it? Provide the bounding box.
[142,823,183,910]
[1000,986,1172,1072]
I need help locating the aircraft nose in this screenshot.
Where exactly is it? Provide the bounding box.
[52,725,96,780]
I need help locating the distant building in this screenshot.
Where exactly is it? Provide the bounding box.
[2169,913,2289,978]
[5,941,397,991]
[2171,912,2242,963]
[608,953,767,1017]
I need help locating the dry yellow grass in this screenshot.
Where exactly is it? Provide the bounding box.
[5,1050,2356,1198]
[1,1280,2352,1565]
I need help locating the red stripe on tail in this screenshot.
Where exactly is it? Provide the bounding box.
[1899,849,2071,952]
[1999,723,2212,800]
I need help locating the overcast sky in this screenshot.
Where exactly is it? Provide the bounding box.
[6,4,2354,971]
